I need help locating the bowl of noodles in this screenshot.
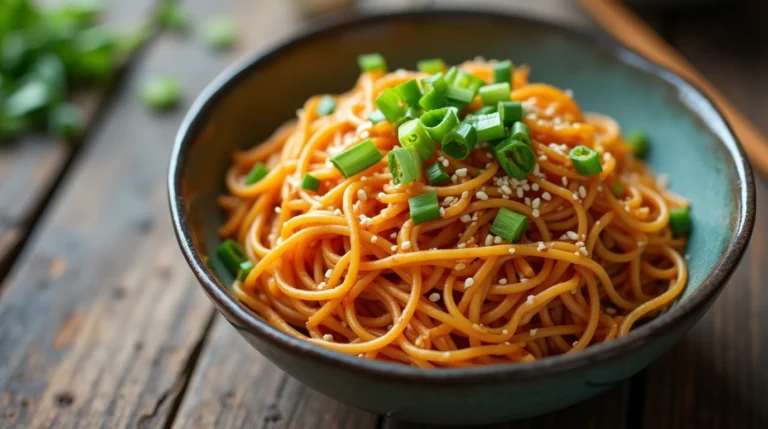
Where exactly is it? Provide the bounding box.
[168,10,754,425]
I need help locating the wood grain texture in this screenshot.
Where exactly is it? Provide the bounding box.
[641,4,768,429]
[0,0,157,278]
[0,14,245,429]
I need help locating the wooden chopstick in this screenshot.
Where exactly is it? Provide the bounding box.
[579,0,768,177]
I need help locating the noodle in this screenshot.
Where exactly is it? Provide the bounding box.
[218,60,689,367]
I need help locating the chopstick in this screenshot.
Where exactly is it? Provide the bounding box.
[579,0,768,177]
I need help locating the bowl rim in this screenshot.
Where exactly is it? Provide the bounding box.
[168,8,755,386]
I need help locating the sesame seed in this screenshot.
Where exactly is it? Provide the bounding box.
[539,155,548,161]
[537,242,546,251]
[465,278,475,288]
[526,295,535,304]
[439,207,446,217]
[429,292,440,302]
[455,263,466,270]
[438,156,445,162]
[562,177,569,186]
[579,247,588,256]
[567,231,579,240]
[529,328,538,336]
[516,188,524,198]
[390,232,397,239]
[597,184,604,192]
[502,194,509,200]
[442,159,450,167]
[472,323,482,331]
[500,185,512,195]
[476,191,489,200]
[508,248,516,255]
[461,191,469,199]
[451,174,458,184]
[625,205,631,212]
[391,245,397,252]
[415,337,423,346]
[578,186,587,198]
[493,236,502,244]
[525,197,531,206]
[485,235,494,246]
[532,198,541,209]
[443,352,451,359]
[325,269,333,278]
[520,277,528,283]
[573,341,579,347]
[323,334,334,341]
[358,189,368,200]
[542,191,551,201]
[444,196,455,204]
[532,183,540,191]
[522,184,531,191]
[378,192,386,199]
[455,168,468,177]
[371,236,378,243]
[401,241,412,250]
[499,278,508,285]
[502,329,509,335]
[572,193,579,200]
[532,209,540,218]
[606,307,617,315]
[486,152,493,159]
[318,281,327,289]
[460,214,472,223]
[457,243,467,249]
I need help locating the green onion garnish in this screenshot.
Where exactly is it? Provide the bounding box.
[396,79,422,107]
[316,95,336,116]
[444,66,459,84]
[358,53,387,73]
[479,82,511,105]
[422,72,447,93]
[140,75,181,111]
[626,128,649,158]
[612,183,624,196]
[368,109,386,124]
[48,103,81,139]
[444,85,474,105]
[475,106,497,115]
[474,112,506,142]
[490,207,528,243]
[419,88,448,110]
[330,139,383,178]
[510,121,531,146]
[498,101,523,126]
[301,174,321,192]
[426,162,450,185]
[669,207,692,235]
[418,58,445,74]
[238,260,254,282]
[442,123,478,160]
[493,138,536,179]
[569,145,603,176]
[454,71,484,93]
[245,163,269,185]
[216,239,248,275]
[201,17,237,50]
[420,107,459,142]
[375,88,405,123]
[493,60,513,84]
[398,119,435,161]
[408,192,441,225]
[388,147,422,185]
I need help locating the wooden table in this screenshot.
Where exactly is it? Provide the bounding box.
[0,1,765,428]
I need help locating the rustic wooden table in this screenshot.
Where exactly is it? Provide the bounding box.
[0,0,765,428]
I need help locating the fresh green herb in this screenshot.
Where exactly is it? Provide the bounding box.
[201,17,237,50]
[140,75,182,111]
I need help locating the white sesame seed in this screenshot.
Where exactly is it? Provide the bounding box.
[459,214,471,223]
[526,294,535,304]
[502,329,509,335]
[442,159,450,167]
[429,292,440,302]
[371,236,378,243]
[502,194,509,200]
[465,278,475,288]
[522,184,531,191]
[573,341,579,347]
[378,192,386,199]
[457,243,467,249]
[529,328,538,336]
[401,241,412,250]
[318,281,327,289]
[443,352,451,358]
[597,184,604,192]
[444,196,455,204]
[532,183,540,191]
[579,247,589,256]
[532,198,541,209]
[516,188,524,198]
[325,269,333,278]
[333,208,342,216]
[606,307,617,315]
[357,189,368,201]
[461,191,469,199]
[532,209,540,218]
[625,205,631,212]
[539,155,548,161]
[390,232,397,239]
[476,191,489,200]
[274,207,282,214]
[455,168,468,177]
[499,278,508,285]
[486,152,493,159]
[542,192,551,201]
[579,186,587,198]
[485,235,494,246]
[391,245,397,251]
[572,193,579,200]
[508,248,516,254]
[438,156,445,162]
[323,334,334,341]
[562,177,569,186]
[520,277,528,283]
[537,242,546,251]
[493,236,502,244]
[439,207,446,217]
[455,263,466,270]
[451,174,458,184]
[500,185,512,195]
[415,337,423,346]
[472,323,482,331]
[567,231,579,240]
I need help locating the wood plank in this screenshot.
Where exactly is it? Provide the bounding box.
[172,1,629,428]
[0,8,260,428]
[641,4,768,429]
[0,0,157,279]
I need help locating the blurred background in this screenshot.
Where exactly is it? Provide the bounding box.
[0,0,766,428]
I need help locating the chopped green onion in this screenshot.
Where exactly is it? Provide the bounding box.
[498,101,523,125]
[201,17,237,50]
[301,174,321,192]
[475,106,497,115]
[48,103,81,139]
[418,88,448,110]
[493,60,513,84]
[490,207,528,243]
[510,121,531,146]
[396,79,422,107]
[245,163,269,185]
[420,107,459,142]
[216,239,248,275]
[444,66,459,84]
[398,107,423,126]
[569,145,603,176]
[316,95,336,116]
[626,128,649,158]
[5,80,54,117]
[421,72,447,93]
[155,2,189,32]
[408,192,440,225]
[238,260,254,282]
[398,119,435,161]
[368,109,386,124]
[388,147,422,185]
[140,75,181,111]
[669,207,692,235]
[418,58,445,74]
[357,52,387,73]
[454,71,484,93]
[479,82,511,105]
[493,138,536,179]
[375,88,405,123]
[474,112,506,142]
[426,162,450,185]
[442,123,478,160]
[330,139,383,178]
[444,85,474,105]
[612,183,624,196]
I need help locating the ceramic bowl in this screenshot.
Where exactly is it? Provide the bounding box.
[168,10,755,425]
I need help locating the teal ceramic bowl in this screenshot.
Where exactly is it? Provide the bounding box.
[168,10,755,425]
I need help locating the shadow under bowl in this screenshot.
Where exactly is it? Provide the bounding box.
[168,9,755,425]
